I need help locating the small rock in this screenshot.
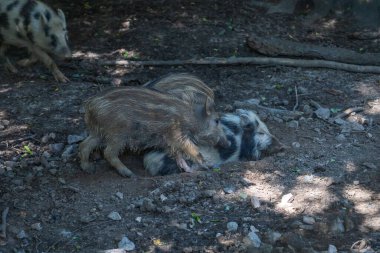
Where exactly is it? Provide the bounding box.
[31,223,42,231]
[334,118,347,125]
[265,230,282,244]
[17,230,27,239]
[118,236,135,251]
[49,169,57,175]
[107,211,122,221]
[140,198,156,212]
[287,120,299,128]
[353,180,360,185]
[240,177,254,186]
[115,192,124,199]
[80,215,96,224]
[303,105,313,114]
[135,217,142,223]
[315,107,331,120]
[250,196,261,209]
[350,122,365,131]
[49,143,65,154]
[59,229,72,238]
[4,161,17,169]
[250,225,259,232]
[335,134,346,142]
[292,142,301,148]
[281,193,294,204]
[299,224,314,230]
[12,179,23,186]
[330,217,345,234]
[216,232,222,237]
[41,134,50,143]
[245,98,260,105]
[227,221,238,232]
[58,178,66,184]
[244,231,261,248]
[223,186,235,194]
[328,244,337,253]
[0,167,5,175]
[204,189,217,197]
[302,216,315,225]
[183,246,193,253]
[67,134,85,144]
[61,145,78,161]
[160,194,168,202]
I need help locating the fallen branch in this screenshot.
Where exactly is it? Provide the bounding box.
[0,207,9,238]
[233,101,303,120]
[97,57,380,74]
[334,107,364,120]
[247,33,380,66]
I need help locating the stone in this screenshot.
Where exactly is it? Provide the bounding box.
[250,196,261,209]
[281,193,294,204]
[292,142,301,148]
[223,186,235,194]
[314,108,331,120]
[245,231,261,248]
[328,244,337,253]
[67,134,85,144]
[335,134,346,142]
[204,190,217,197]
[362,162,377,170]
[118,236,135,251]
[265,230,282,244]
[61,145,78,161]
[227,222,238,232]
[107,211,122,221]
[302,216,316,225]
[135,217,142,223]
[115,192,124,199]
[287,120,299,128]
[330,217,345,234]
[17,230,27,239]
[49,143,65,154]
[31,223,42,231]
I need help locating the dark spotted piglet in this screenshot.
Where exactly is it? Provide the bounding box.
[0,0,70,82]
[143,109,283,176]
[79,87,230,177]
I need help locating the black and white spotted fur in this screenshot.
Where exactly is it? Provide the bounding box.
[143,109,274,176]
[0,0,70,82]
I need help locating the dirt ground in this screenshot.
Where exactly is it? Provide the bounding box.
[0,0,379,252]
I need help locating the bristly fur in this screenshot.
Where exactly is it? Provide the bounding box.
[79,86,228,177]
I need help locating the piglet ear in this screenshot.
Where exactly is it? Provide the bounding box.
[203,96,214,116]
[57,9,66,23]
[239,114,251,127]
[39,12,48,26]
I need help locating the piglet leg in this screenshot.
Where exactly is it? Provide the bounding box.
[28,45,69,83]
[0,45,18,73]
[175,154,195,173]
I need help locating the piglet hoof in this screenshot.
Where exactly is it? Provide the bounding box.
[116,167,135,178]
[5,64,18,74]
[80,163,96,174]
[53,70,70,83]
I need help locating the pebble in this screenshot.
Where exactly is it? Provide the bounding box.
[115,192,124,199]
[80,215,96,224]
[4,161,17,169]
[330,217,345,234]
[67,134,85,144]
[31,223,42,231]
[314,107,331,120]
[108,211,122,221]
[223,186,235,194]
[227,221,238,232]
[245,231,261,248]
[17,230,27,239]
[303,104,313,114]
[204,189,217,197]
[353,180,360,185]
[183,247,193,253]
[265,230,282,244]
[59,229,72,238]
[287,120,299,128]
[61,145,77,161]
[292,142,301,148]
[328,244,338,253]
[299,224,314,230]
[302,216,316,225]
[240,177,254,186]
[118,236,135,251]
[49,169,57,175]
[281,193,294,204]
[160,194,168,202]
[335,134,346,142]
[250,196,261,209]
[140,198,156,212]
[0,167,5,175]
[135,217,142,223]
[49,143,65,154]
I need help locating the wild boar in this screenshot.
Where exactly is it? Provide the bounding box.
[79,87,229,177]
[144,109,284,176]
[143,73,214,106]
[0,0,71,82]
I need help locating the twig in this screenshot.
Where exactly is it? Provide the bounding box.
[0,207,9,239]
[334,107,364,120]
[233,100,303,119]
[293,85,299,111]
[95,57,380,74]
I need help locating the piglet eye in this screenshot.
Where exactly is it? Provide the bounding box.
[215,119,220,124]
